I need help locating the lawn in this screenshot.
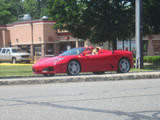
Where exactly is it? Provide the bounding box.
[0,64,33,77]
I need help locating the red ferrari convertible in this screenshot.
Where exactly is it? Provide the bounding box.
[32,47,134,76]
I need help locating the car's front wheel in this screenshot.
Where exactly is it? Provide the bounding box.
[67,60,81,75]
[117,58,130,73]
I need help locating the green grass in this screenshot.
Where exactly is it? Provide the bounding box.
[130,65,160,72]
[130,68,152,72]
[0,65,34,77]
[0,64,160,77]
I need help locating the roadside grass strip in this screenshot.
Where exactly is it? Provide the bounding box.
[0,63,33,66]
[0,64,33,77]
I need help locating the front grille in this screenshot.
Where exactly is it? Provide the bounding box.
[43,67,54,72]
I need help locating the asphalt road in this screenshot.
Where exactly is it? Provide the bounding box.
[0,79,160,120]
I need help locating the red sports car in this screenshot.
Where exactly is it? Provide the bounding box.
[32,47,134,76]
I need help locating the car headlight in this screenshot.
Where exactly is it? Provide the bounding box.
[53,58,64,63]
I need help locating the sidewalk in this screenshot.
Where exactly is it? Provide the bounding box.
[0,71,160,86]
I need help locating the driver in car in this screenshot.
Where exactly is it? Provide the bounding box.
[85,46,94,56]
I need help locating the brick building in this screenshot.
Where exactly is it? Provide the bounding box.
[0,19,84,60]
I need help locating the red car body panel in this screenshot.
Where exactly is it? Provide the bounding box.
[32,47,134,75]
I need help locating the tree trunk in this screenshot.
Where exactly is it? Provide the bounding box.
[112,39,117,50]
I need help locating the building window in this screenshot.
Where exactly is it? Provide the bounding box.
[46,44,54,56]
[34,45,41,56]
[78,41,84,47]
[153,40,160,54]
[59,42,75,53]
[20,45,30,53]
[143,40,148,55]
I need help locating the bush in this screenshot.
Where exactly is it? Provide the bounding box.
[143,56,160,64]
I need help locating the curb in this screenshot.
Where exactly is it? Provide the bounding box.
[0,72,160,86]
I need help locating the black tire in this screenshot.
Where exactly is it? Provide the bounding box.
[12,58,16,64]
[67,60,81,75]
[117,58,130,73]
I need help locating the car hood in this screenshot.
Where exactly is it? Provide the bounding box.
[33,56,63,66]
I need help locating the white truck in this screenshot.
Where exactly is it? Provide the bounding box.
[0,47,31,63]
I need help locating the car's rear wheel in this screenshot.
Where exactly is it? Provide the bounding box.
[12,57,16,64]
[117,58,130,73]
[67,60,81,75]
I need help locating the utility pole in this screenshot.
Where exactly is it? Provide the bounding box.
[31,21,34,62]
[135,0,143,69]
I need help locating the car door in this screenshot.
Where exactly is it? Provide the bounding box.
[101,52,116,71]
[5,48,12,61]
[0,48,7,61]
[79,54,108,72]
[84,51,116,72]
[86,54,104,71]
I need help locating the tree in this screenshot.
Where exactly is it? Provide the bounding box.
[46,0,134,50]
[37,0,48,17]
[22,0,39,19]
[0,0,48,24]
[46,0,90,40]
[7,0,24,19]
[84,0,135,50]
[0,0,15,24]
[22,0,48,19]
[143,0,160,35]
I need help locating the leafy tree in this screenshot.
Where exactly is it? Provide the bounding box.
[22,0,39,19]
[37,0,48,17]
[0,0,15,24]
[46,0,134,50]
[46,0,90,40]
[84,0,135,49]
[143,0,160,35]
[22,0,48,19]
[7,0,24,19]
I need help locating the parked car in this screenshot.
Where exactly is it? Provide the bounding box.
[32,47,134,76]
[0,47,31,63]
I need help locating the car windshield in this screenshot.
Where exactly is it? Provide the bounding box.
[12,48,25,53]
[59,47,86,56]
